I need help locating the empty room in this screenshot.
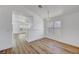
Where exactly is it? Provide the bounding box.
[0,5,79,54]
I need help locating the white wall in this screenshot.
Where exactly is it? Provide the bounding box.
[0,8,12,50]
[61,12,79,47]
[47,12,79,47]
[27,13,44,42]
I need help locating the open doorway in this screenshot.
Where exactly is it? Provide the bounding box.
[12,11,33,53]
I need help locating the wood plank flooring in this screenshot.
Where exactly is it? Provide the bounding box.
[0,48,12,54]
[0,34,79,54]
[30,38,71,54]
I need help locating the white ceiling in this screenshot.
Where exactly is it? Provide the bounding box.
[22,5,79,19]
[0,5,79,19]
[23,5,63,18]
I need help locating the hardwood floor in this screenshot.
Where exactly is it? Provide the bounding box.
[0,48,12,54]
[30,38,71,54]
[0,35,79,54]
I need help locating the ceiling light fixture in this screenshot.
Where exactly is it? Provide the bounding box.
[38,5,43,8]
